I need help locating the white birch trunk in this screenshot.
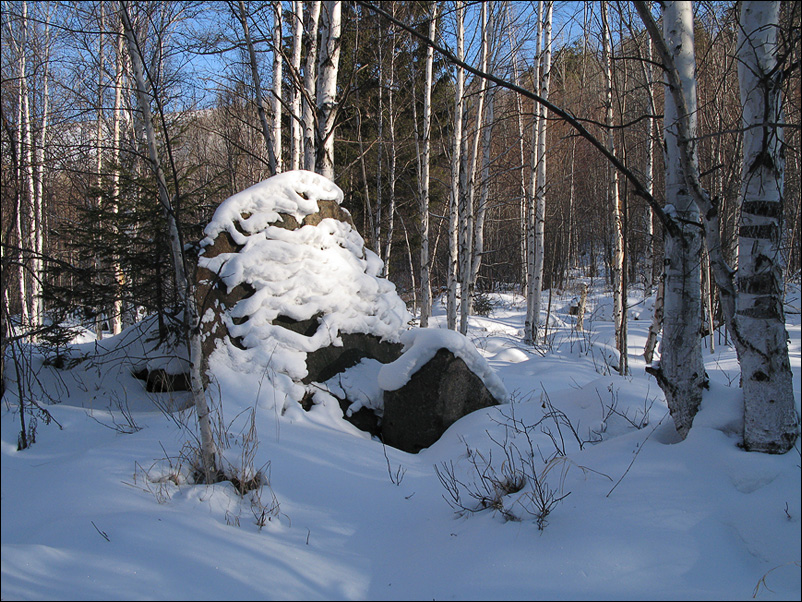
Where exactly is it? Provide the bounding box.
[447,1,465,331]
[22,13,40,331]
[532,1,552,344]
[459,2,489,334]
[649,0,706,438]
[507,6,527,290]
[418,4,437,328]
[602,2,625,372]
[642,37,657,291]
[374,27,383,253]
[290,0,303,170]
[303,1,321,171]
[19,1,39,330]
[121,1,218,480]
[272,0,283,172]
[94,4,105,340]
[111,21,126,335]
[316,0,341,180]
[13,6,30,327]
[381,8,398,278]
[31,3,49,333]
[470,54,494,295]
[524,1,543,344]
[737,0,798,453]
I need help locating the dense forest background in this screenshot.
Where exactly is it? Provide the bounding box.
[1,0,800,353]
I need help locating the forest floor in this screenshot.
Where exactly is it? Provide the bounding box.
[2,279,800,601]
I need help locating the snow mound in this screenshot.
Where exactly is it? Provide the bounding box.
[197,170,411,409]
[202,170,343,245]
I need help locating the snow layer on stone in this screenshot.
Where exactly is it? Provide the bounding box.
[198,171,410,389]
[324,358,384,416]
[378,328,509,402]
[201,170,344,246]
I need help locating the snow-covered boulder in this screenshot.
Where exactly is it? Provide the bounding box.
[195,171,509,448]
[195,170,410,407]
[379,328,508,453]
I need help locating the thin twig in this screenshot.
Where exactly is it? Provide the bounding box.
[606,411,668,497]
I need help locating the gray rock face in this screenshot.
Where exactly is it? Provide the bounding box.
[304,333,403,384]
[381,348,501,453]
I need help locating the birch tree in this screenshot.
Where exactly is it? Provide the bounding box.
[380,2,399,278]
[4,2,31,329]
[110,18,127,334]
[316,0,341,180]
[636,0,798,451]
[529,0,552,345]
[93,2,106,340]
[418,3,437,328]
[458,1,490,334]
[645,0,706,437]
[271,0,283,172]
[120,0,219,480]
[736,0,798,453]
[470,4,497,300]
[303,0,321,172]
[289,0,303,171]
[447,0,465,331]
[523,0,543,344]
[602,2,627,374]
[507,3,528,289]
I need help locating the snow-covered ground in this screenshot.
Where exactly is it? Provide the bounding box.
[2,282,800,601]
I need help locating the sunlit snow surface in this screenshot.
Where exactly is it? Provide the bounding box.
[3,185,801,602]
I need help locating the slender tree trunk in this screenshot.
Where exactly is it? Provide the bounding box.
[356,108,375,244]
[459,2,490,334]
[532,1,552,344]
[382,6,398,278]
[524,1,543,344]
[19,2,37,329]
[447,1,465,331]
[111,20,126,335]
[646,0,707,438]
[272,0,283,172]
[642,37,658,291]
[602,2,626,373]
[374,19,384,255]
[737,0,798,453]
[470,58,494,297]
[303,1,321,171]
[290,0,303,170]
[507,6,527,291]
[11,5,30,328]
[33,4,51,334]
[418,4,437,327]
[121,0,218,480]
[236,0,278,174]
[94,3,106,340]
[316,0,341,180]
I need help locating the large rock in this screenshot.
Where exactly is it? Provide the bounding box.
[382,348,501,453]
[195,170,410,408]
[378,328,507,453]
